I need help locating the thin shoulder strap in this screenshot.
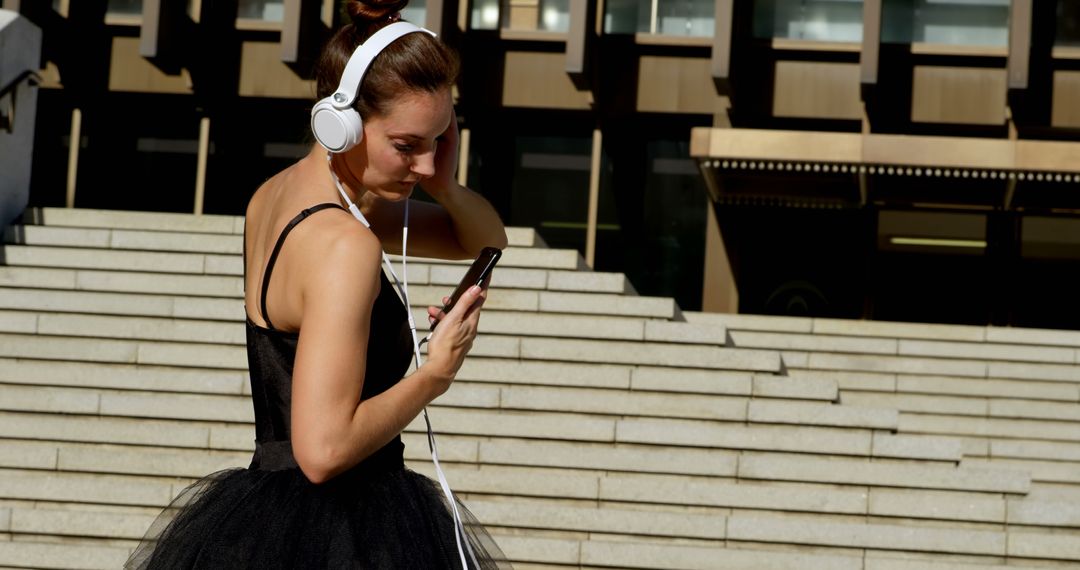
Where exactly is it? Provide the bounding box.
[260,202,345,330]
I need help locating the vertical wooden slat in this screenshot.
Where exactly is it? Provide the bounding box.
[710,0,733,92]
[860,0,881,86]
[139,0,185,57]
[701,199,738,313]
[457,127,470,186]
[584,128,602,268]
[425,0,445,37]
[281,0,303,62]
[65,108,81,208]
[566,0,589,78]
[281,0,323,64]
[194,116,210,215]
[140,0,164,56]
[1008,0,1032,90]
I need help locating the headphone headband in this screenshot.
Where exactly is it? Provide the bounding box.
[331,21,436,110]
[311,21,436,153]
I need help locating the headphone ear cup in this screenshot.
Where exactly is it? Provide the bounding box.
[311,98,364,153]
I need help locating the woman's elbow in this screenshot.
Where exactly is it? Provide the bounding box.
[295,444,345,485]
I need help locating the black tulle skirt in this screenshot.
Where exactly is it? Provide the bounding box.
[124,459,511,569]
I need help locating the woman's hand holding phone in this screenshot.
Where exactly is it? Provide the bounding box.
[421,284,486,396]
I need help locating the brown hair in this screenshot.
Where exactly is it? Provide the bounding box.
[314,0,459,120]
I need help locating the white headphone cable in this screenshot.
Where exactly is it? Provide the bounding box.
[328,155,479,569]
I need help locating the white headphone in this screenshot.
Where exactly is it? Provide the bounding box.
[310,21,436,153]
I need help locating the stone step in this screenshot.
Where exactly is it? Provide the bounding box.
[9,223,546,253]
[688,310,1080,350]
[0,283,675,320]
[844,391,1080,423]
[863,557,1070,570]
[0,434,737,480]
[685,312,988,343]
[0,540,131,570]
[27,207,542,247]
[416,308,726,345]
[0,287,242,321]
[899,413,1080,443]
[497,534,864,570]
[467,437,737,477]
[962,457,1080,485]
[0,356,813,406]
[0,468,176,508]
[724,512,1013,558]
[795,353,1080,384]
[730,330,1079,365]
[0,379,861,426]
[31,207,242,235]
[792,370,1080,410]
[469,501,1073,559]
[468,497,725,540]
[14,463,1043,562]
[2,245,235,275]
[578,540,865,570]
[0,412,223,450]
[594,473,872,516]
[0,358,247,394]
[3,306,722,347]
[736,452,1029,494]
[0,407,959,477]
[0,263,632,298]
[991,439,1080,462]
[0,400,949,463]
[0,329,778,373]
[2,242,580,276]
[612,417,941,460]
[6,506,156,540]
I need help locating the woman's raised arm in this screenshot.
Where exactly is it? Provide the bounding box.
[289,219,486,483]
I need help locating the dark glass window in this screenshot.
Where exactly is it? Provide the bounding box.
[596,139,707,311]
[605,0,715,37]
[1058,0,1080,47]
[508,135,594,253]
[237,0,284,21]
[753,0,864,42]
[74,94,199,213]
[882,0,1009,46]
[106,0,142,15]
[471,0,570,32]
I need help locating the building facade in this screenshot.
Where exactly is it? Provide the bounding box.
[8,0,1080,328]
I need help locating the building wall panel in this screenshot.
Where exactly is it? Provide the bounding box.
[772,61,861,120]
[502,51,591,110]
[637,56,724,115]
[1051,71,1080,129]
[107,37,192,94]
[238,41,316,99]
[911,66,1006,125]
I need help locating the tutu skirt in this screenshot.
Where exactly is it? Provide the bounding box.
[125,455,511,569]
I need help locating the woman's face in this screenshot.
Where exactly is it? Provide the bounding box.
[345,87,453,201]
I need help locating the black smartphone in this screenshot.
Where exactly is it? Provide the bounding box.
[434,247,502,326]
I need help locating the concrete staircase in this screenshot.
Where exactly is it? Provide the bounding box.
[0,207,1077,569]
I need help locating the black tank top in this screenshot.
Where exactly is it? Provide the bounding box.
[243,203,414,473]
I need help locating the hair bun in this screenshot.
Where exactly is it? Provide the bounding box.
[346,0,410,24]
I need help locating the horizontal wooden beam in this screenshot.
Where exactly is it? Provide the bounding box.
[690,127,1080,174]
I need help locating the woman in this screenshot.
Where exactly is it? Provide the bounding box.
[125,0,510,567]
